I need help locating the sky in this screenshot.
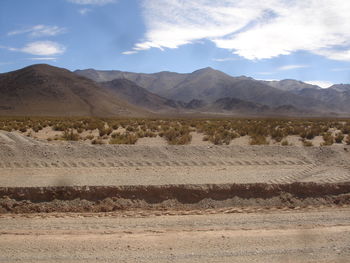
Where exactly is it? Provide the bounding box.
[1,0,350,88]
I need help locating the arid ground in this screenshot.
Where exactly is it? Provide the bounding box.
[1,120,350,262]
[1,208,350,262]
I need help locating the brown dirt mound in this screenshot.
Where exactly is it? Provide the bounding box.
[1,183,349,213]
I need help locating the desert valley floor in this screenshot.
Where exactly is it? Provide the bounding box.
[0,129,350,262]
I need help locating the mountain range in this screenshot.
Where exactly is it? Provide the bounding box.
[0,64,349,117]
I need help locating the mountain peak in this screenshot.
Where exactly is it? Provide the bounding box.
[16,64,71,76]
[192,67,216,74]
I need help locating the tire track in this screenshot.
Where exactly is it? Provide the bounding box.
[268,164,317,184]
[1,204,349,219]
[0,159,312,169]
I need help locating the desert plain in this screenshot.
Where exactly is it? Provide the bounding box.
[0,118,349,262]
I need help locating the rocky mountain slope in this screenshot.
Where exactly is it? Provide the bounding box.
[100,78,182,112]
[76,67,332,113]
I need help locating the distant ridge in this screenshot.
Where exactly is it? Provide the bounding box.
[76,67,340,114]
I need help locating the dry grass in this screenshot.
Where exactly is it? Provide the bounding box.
[1,117,350,146]
[109,132,138,144]
[249,135,269,145]
[302,140,313,147]
[61,129,80,141]
[321,132,334,146]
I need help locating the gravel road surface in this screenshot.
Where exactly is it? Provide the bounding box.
[0,208,349,262]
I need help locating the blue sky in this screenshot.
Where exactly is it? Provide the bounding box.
[1,0,350,88]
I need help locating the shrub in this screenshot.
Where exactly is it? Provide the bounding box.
[322,132,334,146]
[300,129,319,140]
[91,138,104,145]
[85,134,94,140]
[53,123,67,131]
[61,129,80,141]
[202,135,209,141]
[162,127,192,145]
[32,125,42,133]
[19,127,27,133]
[271,129,285,142]
[302,140,313,147]
[335,132,344,143]
[341,126,350,135]
[126,126,136,132]
[208,131,237,145]
[99,127,112,137]
[281,140,289,146]
[109,133,138,144]
[249,135,269,145]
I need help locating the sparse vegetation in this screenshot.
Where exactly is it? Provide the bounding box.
[160,126,192,145]
[335,132,344,143]
[0,117,349,146]
[302,140,313,147]
[249,135,269,145]
[109,132,138,144]
[281,140,289,146]
[61,129,80,141]
[322,132,334,146]
[91,138,104,145]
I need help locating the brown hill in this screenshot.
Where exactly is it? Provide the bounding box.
[0,64,148,117]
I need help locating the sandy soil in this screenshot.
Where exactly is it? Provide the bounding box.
[136,135,167,146]
[0,131,349,187]
[189,132,211,146]
[1,208,349,262]
[1,130,349,262]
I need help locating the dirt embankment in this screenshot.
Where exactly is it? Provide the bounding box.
[1,182,350,213]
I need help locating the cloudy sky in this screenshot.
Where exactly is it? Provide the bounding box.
[1,0,350,87]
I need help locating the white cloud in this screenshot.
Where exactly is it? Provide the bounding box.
[27,57,57,61]
[305,81,333,89]
[8,25,66,37]
[212,57,239,62]
[315,49,350,62]
[132,0,350,61]
[331,67,350,72]
[79,8,91,15]
[122,51,137,55]
[67,0,116,5]
[278,64,309,71]
[6,41,66,56]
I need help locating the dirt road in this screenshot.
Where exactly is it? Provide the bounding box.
[0,208,349,262]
